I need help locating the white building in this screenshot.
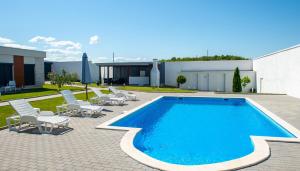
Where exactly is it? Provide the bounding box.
[164,60,256,92]
[50,61,99,82]
[0,46,45,88]
[254,44,300,98]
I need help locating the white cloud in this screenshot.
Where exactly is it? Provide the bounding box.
[29,36,83,61]
[29,36,55,43]
[0,37,14,44]
[89,35,99,45]
[29,36,81,50]
[93,56,111,63]
[0,36,36,50]
[2,43,36,50]
[45,48,82,61]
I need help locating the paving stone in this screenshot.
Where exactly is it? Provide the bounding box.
[1,92,300,170]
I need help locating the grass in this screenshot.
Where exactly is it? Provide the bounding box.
[118,86,196,93]
[0,84,84,102]
[0,90,109,128]
[72,82,107,88]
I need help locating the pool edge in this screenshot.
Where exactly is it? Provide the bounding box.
[96,96,300,171]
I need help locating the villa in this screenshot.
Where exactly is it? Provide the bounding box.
[41,44,300,98]
[0,46,45,88]
[0,44,300,171]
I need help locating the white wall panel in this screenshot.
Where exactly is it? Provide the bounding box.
[254,45,300,98]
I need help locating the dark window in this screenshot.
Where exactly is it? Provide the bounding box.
[24,64,35,85]
[0,63,13,86]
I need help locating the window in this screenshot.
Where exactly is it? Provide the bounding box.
[0,63,13,86]
[24,64,35,85]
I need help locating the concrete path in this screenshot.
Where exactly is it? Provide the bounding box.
[0,90,90,107]
[0,92,300,170]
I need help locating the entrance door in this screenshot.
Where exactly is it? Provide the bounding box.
[197,72,209,91]
[209,73,225,92]
[13,56,24,87]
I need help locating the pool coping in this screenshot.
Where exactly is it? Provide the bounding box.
[96,96,300,171]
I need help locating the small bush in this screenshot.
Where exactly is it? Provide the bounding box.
[176,75,187,88]
[48,70,77,90]
[241,76,251,89]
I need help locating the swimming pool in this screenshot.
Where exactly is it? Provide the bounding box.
[98,96,300,170]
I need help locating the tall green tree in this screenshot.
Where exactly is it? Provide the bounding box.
[232,67,242,92]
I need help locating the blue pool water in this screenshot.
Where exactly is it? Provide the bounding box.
[111,97,295,165]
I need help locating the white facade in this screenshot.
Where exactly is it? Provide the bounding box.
[0,46,46,87]
[180,71,256,92]
[164,60,255,92]
[129,76,149,85]
[52,61,99,82]
[253,45,300,98]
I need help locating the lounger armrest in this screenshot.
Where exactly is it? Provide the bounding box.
[33,108,41,113]
[20,115,38,123]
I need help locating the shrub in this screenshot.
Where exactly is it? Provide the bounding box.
[241,76,251,89]
[232,67,242,92]
[176,75,187,88]
[160,55,248,62]
[70,73,79,82]
[48,69,75,90]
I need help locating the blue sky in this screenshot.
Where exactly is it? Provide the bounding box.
[0,0,299,62]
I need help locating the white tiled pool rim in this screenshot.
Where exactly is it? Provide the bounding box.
[97,96,300,171]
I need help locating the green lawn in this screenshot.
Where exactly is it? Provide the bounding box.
[0,91,110,128]
[118,86,196,93]
[0,84,84,102]
[72,82,107,88]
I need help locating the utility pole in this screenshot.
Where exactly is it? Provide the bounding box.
[207,49,209,57]
[113,52,115,63]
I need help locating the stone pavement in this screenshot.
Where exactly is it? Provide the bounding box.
[0,91,300,171]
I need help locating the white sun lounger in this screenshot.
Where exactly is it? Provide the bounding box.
[60,90,104,117]
[108,86,137,101]
[90,88,125,106]
[8,99,70,134]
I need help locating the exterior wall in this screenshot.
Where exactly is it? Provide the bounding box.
[180,71,256,92]
[129,76,149,85]
[164,60,253,88]
[35,57,45,86]
[52,61,99,82]
[0,46,46,87]
[253,45,300,98]
[0,54,13,63]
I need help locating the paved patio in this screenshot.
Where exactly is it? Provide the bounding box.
[0,92,300,171]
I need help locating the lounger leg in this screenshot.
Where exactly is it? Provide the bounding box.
[37,122,43,134]
[18,121,23,132]
[49,123,54,133]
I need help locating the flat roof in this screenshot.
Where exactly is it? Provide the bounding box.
[255,44,300,59]
[0,46,46,58]
[96,62,153,66]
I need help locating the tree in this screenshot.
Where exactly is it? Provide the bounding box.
[232,67,242,92]
[48,69,71,90]
[241,76,251,89]
[176,75,187,88]
[70,73,79,82]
